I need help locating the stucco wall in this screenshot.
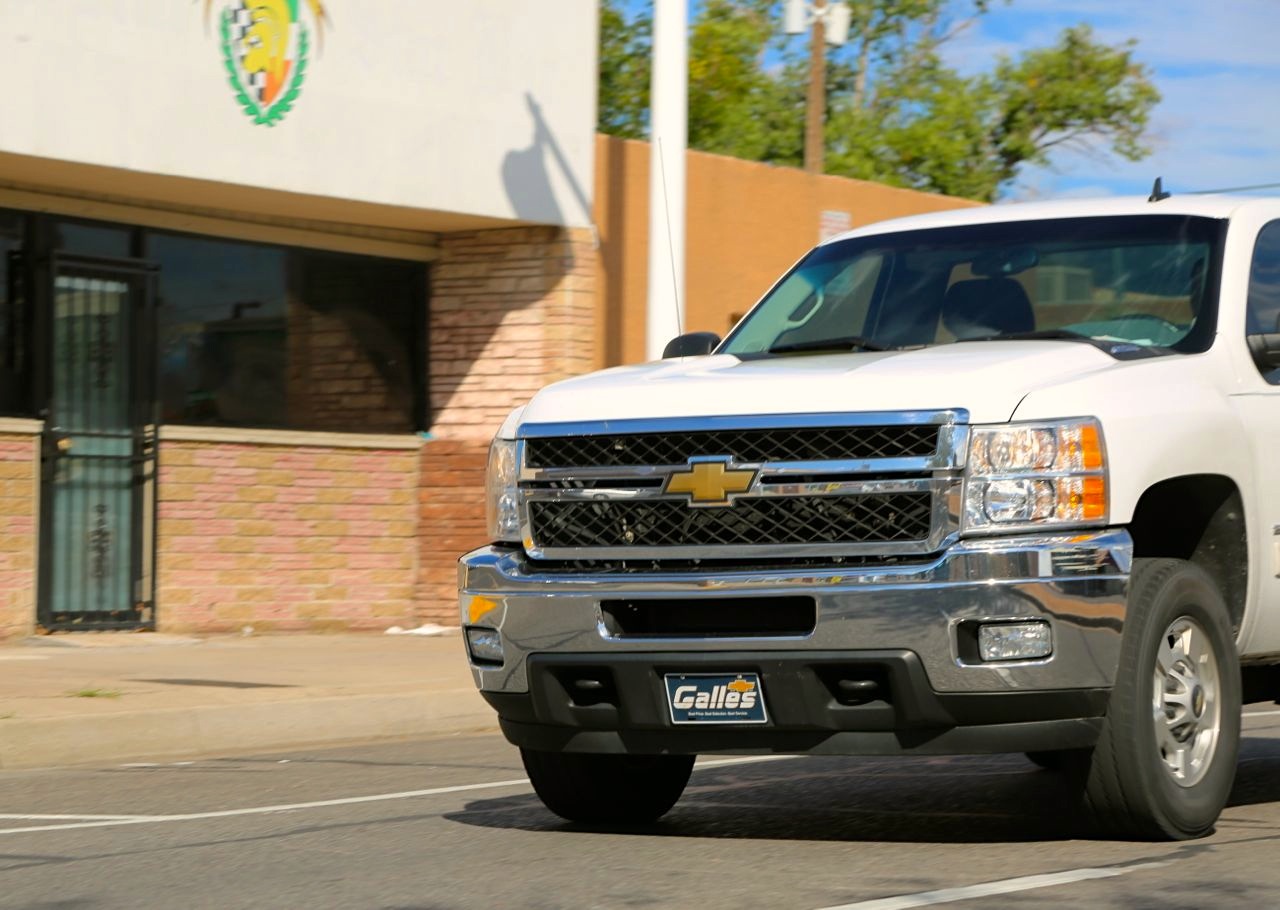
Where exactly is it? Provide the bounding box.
[0,1,597,230]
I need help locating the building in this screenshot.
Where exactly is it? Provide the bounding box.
[0,2,974,639]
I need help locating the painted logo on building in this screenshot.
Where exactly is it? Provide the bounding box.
[206,0,329,127]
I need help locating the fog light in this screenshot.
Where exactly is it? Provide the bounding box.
[978,621,1052,661]
[465,627,504,665]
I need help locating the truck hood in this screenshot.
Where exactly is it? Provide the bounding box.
[518,341,1120,429]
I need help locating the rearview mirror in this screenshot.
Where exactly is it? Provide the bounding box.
[662,332,721,359]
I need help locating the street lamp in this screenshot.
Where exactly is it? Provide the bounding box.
[783,0,851,174]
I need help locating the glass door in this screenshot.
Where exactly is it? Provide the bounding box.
[39,256,156,630]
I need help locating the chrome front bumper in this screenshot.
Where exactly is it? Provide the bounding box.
[458,529,1132,697]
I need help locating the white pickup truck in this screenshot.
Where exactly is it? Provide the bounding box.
[459,194,1280,840]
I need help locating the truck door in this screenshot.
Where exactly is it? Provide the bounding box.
[1233,219,1280,650]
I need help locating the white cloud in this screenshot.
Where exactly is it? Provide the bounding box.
[944,0,1280,199]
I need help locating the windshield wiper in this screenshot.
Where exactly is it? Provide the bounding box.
[769,335,891,354]
[955,329,1172,358]
[957,330,1116,350]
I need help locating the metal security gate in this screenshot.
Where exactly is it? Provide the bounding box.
[38,256,157,630]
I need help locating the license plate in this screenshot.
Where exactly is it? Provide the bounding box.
[664,673,768,724]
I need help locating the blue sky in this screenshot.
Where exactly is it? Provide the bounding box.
[622,1,1280,200]
[946,0,1280,200]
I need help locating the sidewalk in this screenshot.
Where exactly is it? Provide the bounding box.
[0,632,495,770]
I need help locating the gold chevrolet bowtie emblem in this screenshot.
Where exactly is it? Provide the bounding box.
[664,459,757,507]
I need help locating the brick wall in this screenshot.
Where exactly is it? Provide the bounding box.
[415,226,597,625]
[148,225,600,632]
[156,439,420,633]
[428,226,597,436]
[0,432,37,641]
[417,440,488,621]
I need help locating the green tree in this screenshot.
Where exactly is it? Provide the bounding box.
[597,0,650,139]
[597,1,1160,202]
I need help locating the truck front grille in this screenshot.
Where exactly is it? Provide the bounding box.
[525,424,939,469]
[518,412,965,560]
[529,493,933,550]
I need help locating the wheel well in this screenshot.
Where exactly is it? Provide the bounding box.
[1127,475,1247,634]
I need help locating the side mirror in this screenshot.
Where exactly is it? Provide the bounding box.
[662,332,721,359]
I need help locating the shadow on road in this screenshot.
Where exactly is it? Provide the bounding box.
[1227,733,1280,809]
[445,734,1280,845]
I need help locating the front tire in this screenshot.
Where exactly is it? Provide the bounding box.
[520,748,695,824]
[1066,557,1241,840]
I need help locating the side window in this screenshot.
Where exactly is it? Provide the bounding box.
[1246,220,1280,383]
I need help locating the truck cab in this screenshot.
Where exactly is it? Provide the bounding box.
[459,195,1280,840]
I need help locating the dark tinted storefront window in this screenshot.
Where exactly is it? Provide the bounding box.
[0,210,28,416]
[55,220,133,259]
[151,234,288,427]
[150,232,423,432]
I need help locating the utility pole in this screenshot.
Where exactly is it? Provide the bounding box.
[645,0,688,361]
[804,0,827,174]
[785,1,850,175]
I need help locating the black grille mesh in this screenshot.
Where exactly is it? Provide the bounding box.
[530,493,932,550]
[525,425,939,468]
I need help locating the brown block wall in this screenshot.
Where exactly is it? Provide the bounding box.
[0,432,37,641]
[155,440,420,633]
[593,134,982,366]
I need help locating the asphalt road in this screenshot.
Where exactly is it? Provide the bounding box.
[3,711,1280,909]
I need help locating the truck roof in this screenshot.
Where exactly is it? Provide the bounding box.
[823,194,1280,245]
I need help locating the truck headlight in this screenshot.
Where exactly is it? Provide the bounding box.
[485,438,522,544]
[963,419,1107,533]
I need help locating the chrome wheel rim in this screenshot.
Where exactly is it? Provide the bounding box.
[1152,615,1221,788]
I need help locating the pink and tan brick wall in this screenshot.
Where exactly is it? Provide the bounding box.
[155,438,420,633]
[4,225,599,637]
[0,431,37,641]
[428,226,597,436]
[415,226,597,625]
[417,440,488,619]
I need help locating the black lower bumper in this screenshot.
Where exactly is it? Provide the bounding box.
[483,650,1109,756]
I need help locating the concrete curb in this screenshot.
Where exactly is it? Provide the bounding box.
[0,689,498,771]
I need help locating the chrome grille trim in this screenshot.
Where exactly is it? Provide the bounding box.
[525,424,939,470]
[516,410,968,561]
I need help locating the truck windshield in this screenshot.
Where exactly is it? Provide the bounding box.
[720,215,1224,358]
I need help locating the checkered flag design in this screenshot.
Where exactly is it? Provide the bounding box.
[228,3,264,103]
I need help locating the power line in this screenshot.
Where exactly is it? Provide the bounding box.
[1186,181,1280,195]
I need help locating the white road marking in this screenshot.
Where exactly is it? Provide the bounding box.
[0,754,794,837]
[696,755,798,770]
[814,861,1168,910]
[0,814,154,821]
[0,780,529,836]
[1244,709,1280,719]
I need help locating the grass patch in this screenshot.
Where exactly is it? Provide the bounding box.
[67,687,122,699]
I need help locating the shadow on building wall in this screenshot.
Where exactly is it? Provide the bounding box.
[429,89,599,436]
[501,93,594,231]
[420,96,603,626]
